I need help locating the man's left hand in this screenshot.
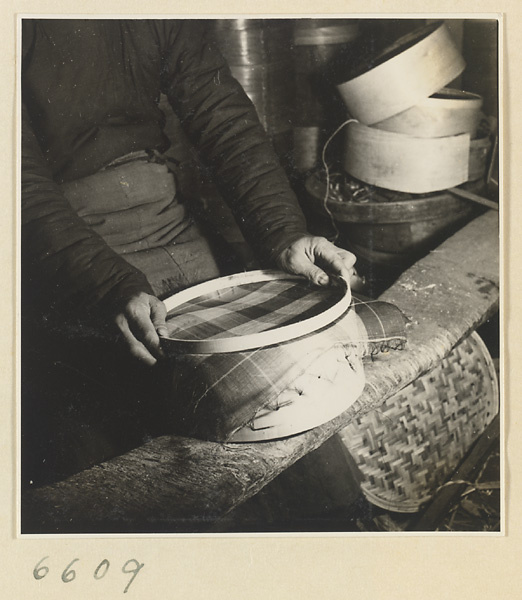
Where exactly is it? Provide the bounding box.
[276,235,360,289]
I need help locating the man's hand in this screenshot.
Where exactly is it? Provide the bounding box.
[114,292,168,366]
[276,235,360,289]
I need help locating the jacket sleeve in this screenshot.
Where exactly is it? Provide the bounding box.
[156,20,309,264]
[21,102,153,315]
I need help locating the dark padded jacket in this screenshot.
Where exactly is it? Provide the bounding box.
[22,19,308,315]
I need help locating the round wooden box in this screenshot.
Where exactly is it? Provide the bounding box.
[336,22,465,125]
[161,270,366,442]
[212,19,294,153]
[373,88,483,138]
[342,121,470,194]
[293,20,360,172]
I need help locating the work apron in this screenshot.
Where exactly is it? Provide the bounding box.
[59,150,223,299]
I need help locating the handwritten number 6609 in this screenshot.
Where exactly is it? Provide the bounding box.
[33,557,144,593]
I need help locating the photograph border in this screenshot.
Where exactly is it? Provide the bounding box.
[4,2,517,599]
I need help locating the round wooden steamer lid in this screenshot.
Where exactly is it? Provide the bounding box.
[373,88,483,138]
[342,121,470,194]
[336,22,466,125]
[161,269,352,354]
[293,21,359,46]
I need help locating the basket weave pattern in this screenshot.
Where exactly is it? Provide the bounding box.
[339,332,499,512]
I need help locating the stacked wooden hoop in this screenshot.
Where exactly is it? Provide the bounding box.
[212,19,294,160]
[337,22,489,194]
[293,19,360,172]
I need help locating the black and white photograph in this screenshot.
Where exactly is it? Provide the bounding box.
[19,16,501,538]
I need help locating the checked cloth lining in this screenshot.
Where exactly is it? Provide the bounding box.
[163,277,407,441]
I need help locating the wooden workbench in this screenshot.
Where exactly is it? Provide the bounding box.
[21,210,499,534]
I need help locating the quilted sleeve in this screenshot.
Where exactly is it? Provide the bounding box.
[157,20,309,263]
[21,102,153,316]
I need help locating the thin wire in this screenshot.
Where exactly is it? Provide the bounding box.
[320,118,358,243]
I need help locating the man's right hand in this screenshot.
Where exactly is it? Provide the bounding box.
[114,292,168,366]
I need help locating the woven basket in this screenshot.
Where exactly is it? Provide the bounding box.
[338,331,499,513]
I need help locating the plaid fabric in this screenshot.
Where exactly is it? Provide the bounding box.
[165,279,343,340]
[164,278,407,441]
[351,296,408,356]
[60,152,222,299]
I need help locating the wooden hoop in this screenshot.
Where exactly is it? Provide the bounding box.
[343,121,470,194]
[374,88,483,138]
[161,270,352,354]
[336,22,465,125]
[294,23,359,46]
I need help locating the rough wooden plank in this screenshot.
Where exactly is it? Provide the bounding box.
[22,211,499,534]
